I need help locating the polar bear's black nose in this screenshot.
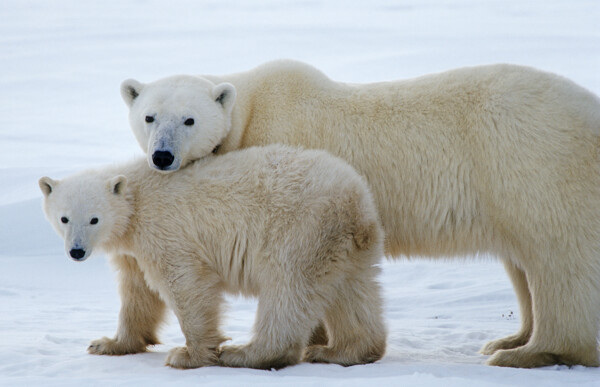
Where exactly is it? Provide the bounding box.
[70,248,85,259]
[152,151,175,169]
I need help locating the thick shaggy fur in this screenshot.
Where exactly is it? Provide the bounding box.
[39,145,386,369]
[122,61,600,368]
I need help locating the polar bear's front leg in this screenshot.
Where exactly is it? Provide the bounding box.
[88,254,166,356]
[163,261,227,369]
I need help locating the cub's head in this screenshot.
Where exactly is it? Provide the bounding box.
[121,75,236,172]
[38,173,130,262]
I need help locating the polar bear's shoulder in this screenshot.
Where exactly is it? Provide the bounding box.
[214,59,334,88]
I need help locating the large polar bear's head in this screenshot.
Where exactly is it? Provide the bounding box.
[121,75,236,172]
[39,173,130,261]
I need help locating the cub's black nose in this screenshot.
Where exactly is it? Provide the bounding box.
[70,248,85,259]
[152,150,175,169]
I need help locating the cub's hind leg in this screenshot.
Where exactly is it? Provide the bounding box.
[304,261,386,366]
[219,273,322,370]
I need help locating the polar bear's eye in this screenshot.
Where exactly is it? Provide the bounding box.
[61,217,69,224]
[145,116,154,123]
[184,118,194,126]
[90,217,99,225]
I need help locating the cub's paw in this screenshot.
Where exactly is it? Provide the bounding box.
[304,344,383,366]
[165,346,218,369]
[219,344,299,370]
[88,337,145,356]
[303,345,331,363]
[218,345,250,368]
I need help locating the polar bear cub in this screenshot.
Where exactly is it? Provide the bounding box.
[39,144,386,369]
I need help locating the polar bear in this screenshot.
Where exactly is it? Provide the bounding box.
[121,60,600,368]
[38,144,386,369]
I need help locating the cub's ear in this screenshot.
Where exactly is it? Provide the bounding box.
[38,176,57,197]
[120,79,144,107]
[108,175,128,195]
[212,82,237,113]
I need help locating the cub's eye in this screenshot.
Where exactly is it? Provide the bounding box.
[61,217,69,224]
[90,217,99,225]
[145,116,154,123]
[184,118,194,126]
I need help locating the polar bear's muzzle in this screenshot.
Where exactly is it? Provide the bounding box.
[148,129,182,172]
[69,248,87,261]
[152,150,175,170]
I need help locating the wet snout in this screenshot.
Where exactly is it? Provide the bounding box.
[66,240,89,262]
[152,150,175,170]
[148,126,181,172]
[69,248,86,260]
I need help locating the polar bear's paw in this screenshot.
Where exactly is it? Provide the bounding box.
[88,336,146,356]
[303,345,332,363]
[480,333,530,355]
[304,344,384,366]
[165,346,218,369]
[218,345,252,368]
[487,344,599,368]
[219,344,299,370]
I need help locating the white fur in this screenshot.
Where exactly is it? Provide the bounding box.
[122,60,600,368]
[39,174,128,261]
[121,76,236,172]
[40,145,386,369]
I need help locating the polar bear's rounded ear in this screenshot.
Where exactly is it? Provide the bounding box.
[108,175,128,195]
[121,79,144,107]
[212,83,237,113]
[38,176,57,197]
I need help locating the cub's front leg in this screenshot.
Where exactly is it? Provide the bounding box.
[88,254,166,355]
[162,260,227,369]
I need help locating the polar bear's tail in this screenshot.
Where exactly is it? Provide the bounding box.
[353,217,380,251]
[348,189,383,253]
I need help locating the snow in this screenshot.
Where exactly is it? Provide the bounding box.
[1,0,599,385]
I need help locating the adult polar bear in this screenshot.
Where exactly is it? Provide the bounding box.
[121,60,600,368]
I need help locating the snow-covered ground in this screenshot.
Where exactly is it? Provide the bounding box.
[1,0,599,385]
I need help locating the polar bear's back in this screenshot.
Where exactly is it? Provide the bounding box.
[170,144,373,205]
[127,144,381,281]
[216,61,600,258]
